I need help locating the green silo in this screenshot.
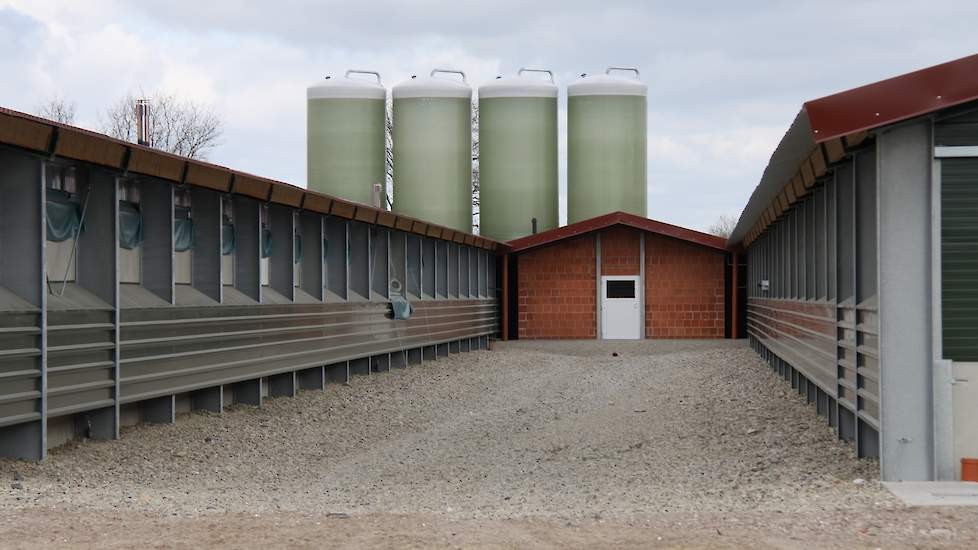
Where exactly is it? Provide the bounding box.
[567,67,647,223]
[478,69,558,242]
[307,70,386,205]
[392,69,472,233]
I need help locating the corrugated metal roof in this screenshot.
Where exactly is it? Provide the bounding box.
[0,106,503,251]
[507,211,728,253]
[729,53,978,247]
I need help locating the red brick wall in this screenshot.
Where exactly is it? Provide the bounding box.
[645,234,725,338]
[600,226,641,275]
[515,227,727,340]
[517,235,596,339]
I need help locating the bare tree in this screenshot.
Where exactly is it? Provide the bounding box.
[385,100,394,208]
[708,214,738,239]
[101,92,223,160]
[384,98,482,230]
[471,99,479,232]
[35,97,77,124]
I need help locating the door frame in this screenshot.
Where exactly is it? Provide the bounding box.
[600,275,642,340]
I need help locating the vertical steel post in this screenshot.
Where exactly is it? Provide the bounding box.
[39,161,48,459]
[931,149,955,480]
[595,233,602,339]
[502,253,510,341]
[639,233,646,339]
[877,120,936,480]
[731,251,739,339]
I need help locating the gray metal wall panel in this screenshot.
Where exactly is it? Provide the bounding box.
[0,146,502,459]
[389,230,406,297]
[233,197,260,302]
[836,163,856,302]
[77,172,116,305]
[268,204,294,300]
[348,221,369,300]
[139,179,173,303]
[0,312,42,429]
[856,151,878,303]
[44,308,115,420]
[435,240,448,298]
[192,188,222,302]
[406,234,421,299]
[448,242,459,298]
[370,226,389,300]
[878,121,934,480]
[117,300,495,402]
[826,176,838,302]
[746,153,883,468]
[325,218,348,301]
[0,150,43,306]
[0,151,44,454]
[422,237,435,298]
[300,212,323,301]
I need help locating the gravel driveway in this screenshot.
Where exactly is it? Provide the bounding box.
[2,339,976,548]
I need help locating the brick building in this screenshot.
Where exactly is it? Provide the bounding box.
[500,212,739,340]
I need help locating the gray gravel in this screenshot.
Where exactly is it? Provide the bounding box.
[3,340,881,517]
[2,339,977,547]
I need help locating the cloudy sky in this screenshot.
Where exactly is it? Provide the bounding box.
[1,1,976,231]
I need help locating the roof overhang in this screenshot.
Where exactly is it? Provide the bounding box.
[729,52,978,249]
[508,211,728,253]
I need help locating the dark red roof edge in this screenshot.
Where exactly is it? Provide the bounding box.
[804,53,978,143]
[507,211,728,253]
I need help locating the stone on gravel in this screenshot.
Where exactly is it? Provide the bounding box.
[2,340,976,548]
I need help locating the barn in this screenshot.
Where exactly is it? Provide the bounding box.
[499,211,741,340]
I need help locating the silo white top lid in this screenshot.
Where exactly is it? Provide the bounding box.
[479,68,558,99]
[307,70,386,100]
[393,69,472,99]
[567,67,647,97]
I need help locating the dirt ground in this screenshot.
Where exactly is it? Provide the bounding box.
[2,339,977,549]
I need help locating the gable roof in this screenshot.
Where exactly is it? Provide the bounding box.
[507,211,728,253]
[0,106,504,251]
[729,52,978,247]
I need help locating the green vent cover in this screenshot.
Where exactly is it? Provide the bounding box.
[942,158,978,361]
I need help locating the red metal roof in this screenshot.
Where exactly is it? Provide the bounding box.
[507,211,728,253]
[805,53,978,143]
[731,52,978,247]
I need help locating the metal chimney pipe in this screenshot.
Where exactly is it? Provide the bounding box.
[372,183,384,209]
[135,99,151,146]
[532,217,538,234]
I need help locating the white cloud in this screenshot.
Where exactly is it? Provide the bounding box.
[2,0,977,231]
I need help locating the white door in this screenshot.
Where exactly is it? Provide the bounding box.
[601,276,641,339]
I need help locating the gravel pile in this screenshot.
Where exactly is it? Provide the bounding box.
[2,339,977,547]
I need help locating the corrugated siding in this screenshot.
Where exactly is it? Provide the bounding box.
[0,311,42,428]
[118,300,495,403]
[936,109,978,147]
[942,158,978,361]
